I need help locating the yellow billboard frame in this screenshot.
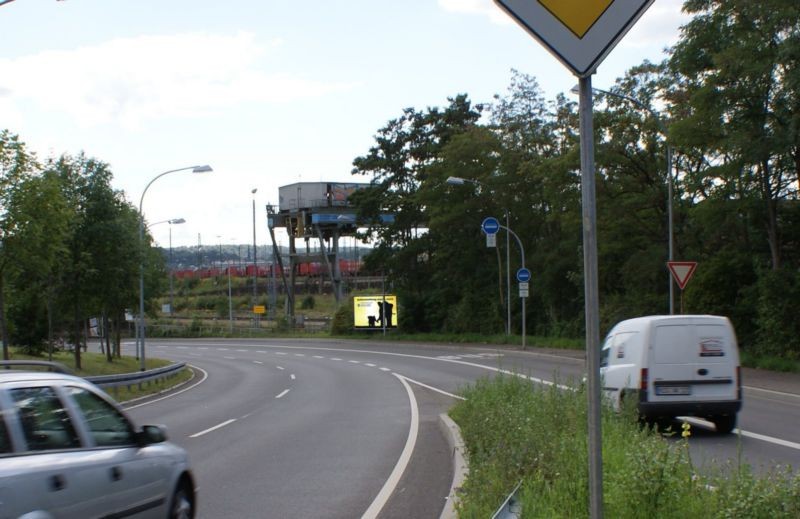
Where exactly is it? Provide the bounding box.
[353,295,398,329]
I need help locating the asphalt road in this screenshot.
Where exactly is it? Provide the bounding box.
[116,338,800,518]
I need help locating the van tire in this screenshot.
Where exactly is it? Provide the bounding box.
[712,414,737,434]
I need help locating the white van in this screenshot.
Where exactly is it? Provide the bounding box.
[600,315,742,433]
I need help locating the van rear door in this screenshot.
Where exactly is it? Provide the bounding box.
[651,324,696,400]
[650,321,736,401]
[692,323,737,400]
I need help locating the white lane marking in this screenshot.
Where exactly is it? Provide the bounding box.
[313,355,325,359]
[683,417,800,451]
[746,386,800,402]
[257,351,267,354]
[236,349,247,352]
[190,419,236,438]
[331,358,342,361]
[361,374,419,519]
[224,356,236,360]
[290,374,296,380]
[276,352,288,356]
[216,348,229,351]
[379,367,391,372]
[738,430,800,450]
[253,360,263,365]
[199,347,208,350]
[294,353,305,357]
[163,342,800,450]
[177,346,188,350]
[124,365,208,410]
[348,360,360,364]
[400,376,465,401]
[276,366,285,371]
[365,363,377,368]
[275,389,290,399]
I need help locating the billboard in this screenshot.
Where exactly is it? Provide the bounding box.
[354,295,398,329]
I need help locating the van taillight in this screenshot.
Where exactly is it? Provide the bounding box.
[640,368,648,391]
[736,366,742,399]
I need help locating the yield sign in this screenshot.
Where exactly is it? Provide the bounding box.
[667,261,698,290]
[494,0,655,77]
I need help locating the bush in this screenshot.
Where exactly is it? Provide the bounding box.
[331,300,354,335]
[300,295,315,310]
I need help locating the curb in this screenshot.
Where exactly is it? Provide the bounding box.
[438,413,468,519]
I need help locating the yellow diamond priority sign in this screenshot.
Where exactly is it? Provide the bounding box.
[494,0,655,77]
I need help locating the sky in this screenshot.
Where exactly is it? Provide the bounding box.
[1,0,688,250]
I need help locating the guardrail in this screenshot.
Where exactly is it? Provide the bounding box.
[86,362,187,390]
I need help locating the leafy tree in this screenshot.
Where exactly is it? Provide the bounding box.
[351,95,484,332]
[668,0,800,271]
[0,130,37,359]
[50,153,157,368]
[5,171,72,355]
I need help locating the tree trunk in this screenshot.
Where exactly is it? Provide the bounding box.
[73,302,82,371]
[0,276,9,360]
[104,313,112,362]
[761,160,781,270]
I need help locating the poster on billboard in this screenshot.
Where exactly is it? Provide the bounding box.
[353,295,398,329]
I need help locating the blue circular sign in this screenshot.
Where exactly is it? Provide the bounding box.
[516,268,531,282]
[481,217,500,235]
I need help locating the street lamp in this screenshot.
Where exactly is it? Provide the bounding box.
[157,218,186,316]
[570,84,675,314]
[446,176,512,336]
[139,165,212,371]
[251,188,259,326]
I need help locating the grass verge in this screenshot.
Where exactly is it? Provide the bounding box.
[449,375,800,518]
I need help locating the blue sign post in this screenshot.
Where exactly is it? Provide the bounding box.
[516,268,531,283]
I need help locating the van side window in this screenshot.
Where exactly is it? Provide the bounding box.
[600,335,613,367]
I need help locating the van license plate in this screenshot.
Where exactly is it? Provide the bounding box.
[656,386,691,396]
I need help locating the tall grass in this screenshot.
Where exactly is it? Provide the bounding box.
[449,375,800,518]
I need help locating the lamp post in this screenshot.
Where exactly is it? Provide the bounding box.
[499,223,526,349]
[446,176,512,336]
[570,85,675,314]
[138,165,212,371]
[251,188,259,326]
[166,218,185,315]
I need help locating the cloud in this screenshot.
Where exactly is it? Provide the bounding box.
[439,0,688,51]
[620,0,690,50]
[0,32,357,130]
[438,0,513,25]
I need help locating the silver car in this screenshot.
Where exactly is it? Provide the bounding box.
[0,362,195,518]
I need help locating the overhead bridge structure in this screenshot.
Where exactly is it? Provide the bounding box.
[267,182,393,322]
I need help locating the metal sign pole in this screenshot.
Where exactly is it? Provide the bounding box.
[579,76,603,519]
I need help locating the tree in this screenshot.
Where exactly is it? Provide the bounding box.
[668,0,800,271]
[4,171,72,355]
[50,153,154,368]
[350,95,484,332]
[0,130,37,359]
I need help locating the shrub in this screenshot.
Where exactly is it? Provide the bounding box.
[331,300,354,335]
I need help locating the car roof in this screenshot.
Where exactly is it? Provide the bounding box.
[0,370,88,385]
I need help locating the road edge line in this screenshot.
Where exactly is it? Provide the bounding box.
[360,374,420,519]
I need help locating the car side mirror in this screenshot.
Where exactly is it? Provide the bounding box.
[138,424,168,446]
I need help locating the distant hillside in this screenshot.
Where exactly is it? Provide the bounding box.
[158,244,372,269]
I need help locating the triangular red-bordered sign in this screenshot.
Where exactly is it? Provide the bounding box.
[667,261,698,290]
